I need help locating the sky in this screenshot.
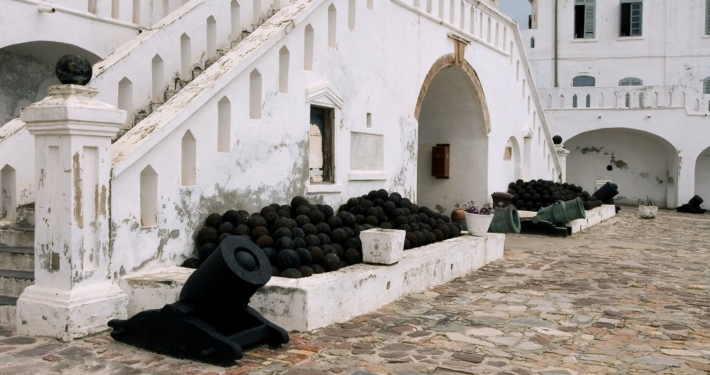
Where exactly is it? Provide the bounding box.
[499,0,531,30]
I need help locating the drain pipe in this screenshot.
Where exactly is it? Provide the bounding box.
[38,4,56,13]
[554,0,559,87]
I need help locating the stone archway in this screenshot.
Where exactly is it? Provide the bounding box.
[415,55,490,214]
[694,146,710,209]
[566,128,679,208]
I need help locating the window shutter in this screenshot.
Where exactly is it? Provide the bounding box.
[706,0,710,35]
[704,78,710,95]
[584,0,595,38]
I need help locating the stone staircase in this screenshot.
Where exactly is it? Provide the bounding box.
[0,205,34,327]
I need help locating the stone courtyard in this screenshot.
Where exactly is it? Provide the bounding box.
[1,208,709,375]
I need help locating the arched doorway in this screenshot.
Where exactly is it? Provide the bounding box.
[566,128,679,208]
[415,55,489,214]
[694,146,710,209]
[0,41,101,126]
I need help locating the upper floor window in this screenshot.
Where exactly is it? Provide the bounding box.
[704,77,710,94]
[619,77,643,86]
[620,0,642,37]
[573,75,595,87]
[706,0,710,35]
[574,0,596,39]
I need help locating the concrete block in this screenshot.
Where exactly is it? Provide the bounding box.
[567,205,616,234]
[0,228,34,248]
[360,229,405,265]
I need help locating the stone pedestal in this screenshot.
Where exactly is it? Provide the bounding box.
[555,143,570,182]
[361,229,405,265]
[17,85,128,341]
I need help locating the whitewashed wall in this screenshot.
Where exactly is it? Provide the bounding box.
[106,0,561,277]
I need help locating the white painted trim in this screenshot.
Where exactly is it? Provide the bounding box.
[305,83,344,109]
[348,172,388,181]
[305,183,342,194]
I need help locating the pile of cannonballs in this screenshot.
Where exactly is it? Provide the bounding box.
[508,179,603,212]
[187,190,460,279]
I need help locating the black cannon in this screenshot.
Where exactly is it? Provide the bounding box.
[108,236,289,366]
[592,182,619,204]
[676,195,707,214]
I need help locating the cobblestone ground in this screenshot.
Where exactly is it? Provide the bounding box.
[1,209,709,375]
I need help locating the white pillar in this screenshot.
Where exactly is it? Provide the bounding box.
[555,143,570,183]
[677,150,697,207]
[17,84,128,341]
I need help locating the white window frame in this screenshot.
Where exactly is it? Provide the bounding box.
[620,0,643,37]
[574,0,596,39]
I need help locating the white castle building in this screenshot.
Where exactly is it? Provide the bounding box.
[522,0,710,209]
[0,0,561,339]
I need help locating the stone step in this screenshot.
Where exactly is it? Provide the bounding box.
[0,247,34,272]
[0,297,16,327]
[0,269,34,297]
[0,227,34,248]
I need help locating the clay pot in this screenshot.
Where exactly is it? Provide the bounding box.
[451,209,465,225]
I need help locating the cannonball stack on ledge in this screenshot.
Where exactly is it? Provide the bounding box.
[507,179,604,212]
[185,190,461,279]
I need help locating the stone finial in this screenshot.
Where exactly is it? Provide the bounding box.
[55,54,92,85]
[553,135,563,145]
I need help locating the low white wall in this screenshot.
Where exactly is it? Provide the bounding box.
[120,234,505,332]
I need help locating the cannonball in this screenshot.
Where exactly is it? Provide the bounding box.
[355,214,365,225]
[380,222,393,230]
[440,215,451,223]
[436,224,451,239]
[312,264,326,274]
[317,233,331,245]
[277,249,300,269]
[273,217,292,231]
[320,205,334,219]
[406,232,418,248]
[362,224,374,230]
[197,226,218,246]
[239,234,252,242]
[344,248,361,265]
[432,229,444,241]
[403,239,411,250]
[394,216,409,226]
[264,211,279,225]
[383,201,396,214]
[235,213,250,226]
[391,208,405,218]
[298,266,314,277]
[291,227,306,239]
[222,210,240,224]
[353,225,362,237]
[301,223,318,236]
[256,235,274,248]
[262,247,278,264]
[423,230,436,245]
[295,215,311,227]
[198,243,218,261]
[277,210,291,219]
[323,254,341,271]
[368,190,378,200]
[410,223,420,232]
[347,197,360,208]
[247,215,267,229]
[294,205,311,216]
[388,194,401,207]
[181,256,201,269]
[339,260,348,269]
[308,246,324,264]
[251,226,269,238]
[294,247,312,266]
[343,227,355,238]
[414,231,426,247]
[305,234,321,247]
[217,233,232,243]
[206,213,223,229]
[275,237,295,251]
[290,196,310,210]
[398,223,412,232]
[341,212,356,227]
[326,216,343,229]
[308,209,325,224]
[272,227,293,241]
[280,268,302,279]
[331,243,344,257]
[316,222,332,236]
[321,245,335,258]
[372,198,385,207]
[331,228,347,244]
[260,206,276,216]
[343,238,360,252]
[271,266,281,277]
[365,215,379,226]
[294,237,307,249]
[450,223,461,237]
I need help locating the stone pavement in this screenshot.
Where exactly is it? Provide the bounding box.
[1,208,709,374]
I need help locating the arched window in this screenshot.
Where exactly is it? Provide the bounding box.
[530,36,535,48]
[572,75,595,87]
[619,77,643,86]
[572,94,578,108]
[704,77,710,94]
[586,94,591,108]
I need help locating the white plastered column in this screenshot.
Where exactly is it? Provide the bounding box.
[555,143,570,183]
[17,84,128,341]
